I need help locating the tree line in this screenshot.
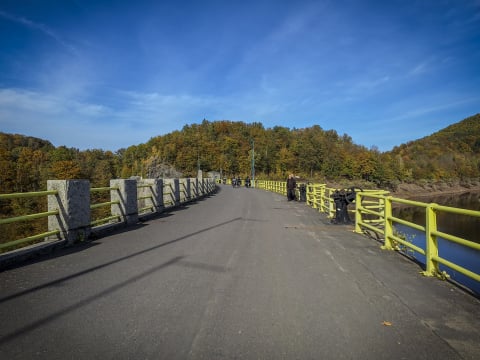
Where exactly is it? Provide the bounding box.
[2,113,479,193]
[1,113,479,248]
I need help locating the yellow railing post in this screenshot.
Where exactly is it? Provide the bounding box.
[328,189,335,219]
[310,185,316,208]
[355,192,363,233]
[306,184,313,206]
[382,196,395,250]
[424,204,441,277]
[319,185,325,212]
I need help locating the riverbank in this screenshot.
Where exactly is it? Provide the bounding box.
[323,178,480,199]
[392,180,480,199]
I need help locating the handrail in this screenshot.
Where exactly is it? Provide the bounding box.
[0,230,61,251]
[0,190,58,199]
[137,183,155,214]
[90,201,120,210]
[0,190,60,252]
[1,178,216,257]
[91,186,119,192]
[255,180,479,289]
[90,186,121,226]
[355,192,480,283]
[0,210,59,225]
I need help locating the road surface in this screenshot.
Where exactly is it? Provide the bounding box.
[1,185,479,359]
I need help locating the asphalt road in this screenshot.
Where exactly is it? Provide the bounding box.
[1,185,479,360]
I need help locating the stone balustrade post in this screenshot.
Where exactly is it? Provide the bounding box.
[163,179,180,207]
[47,180,91,244]
[190,178,198,199]
[186,178,192,201]
[179,178,189,203]
[173,179,180,204]
[110,179,138,225]
[138,178,164,213]
[153,178,164,212]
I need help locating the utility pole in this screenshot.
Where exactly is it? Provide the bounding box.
[251,139,255,185]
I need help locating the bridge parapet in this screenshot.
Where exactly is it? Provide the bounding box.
[47,180,91,244]
[0,177,216,260]
[137,178,164,213]
[110,179,138,226]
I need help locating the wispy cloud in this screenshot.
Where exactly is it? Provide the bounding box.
[0,10,77,54]
[380,96,480,124]
[0,88,110,117]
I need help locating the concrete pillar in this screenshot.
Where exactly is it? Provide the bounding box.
[110,179,138,225]
[48,180,91,244]
[179,178,189,203]
[190,178,198,199]
[205,179,212,194]
[186,178,191,201]
[163,178,180,207]
[152,178,164,212]
[138,179,164,214]
[173,179,180,204]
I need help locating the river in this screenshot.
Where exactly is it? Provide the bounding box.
[391,191,480,295]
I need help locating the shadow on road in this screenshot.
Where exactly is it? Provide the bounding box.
[0,255,185,345]
[0,214,243,345]
[0,216,243,305]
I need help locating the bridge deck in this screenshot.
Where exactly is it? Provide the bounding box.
[1,185,479,359]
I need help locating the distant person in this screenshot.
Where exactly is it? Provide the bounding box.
[286,174,297,201]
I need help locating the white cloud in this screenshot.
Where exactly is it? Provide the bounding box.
[0,88,64,114]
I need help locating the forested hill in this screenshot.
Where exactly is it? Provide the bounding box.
[388,113,480,180]
[1,114,479,194]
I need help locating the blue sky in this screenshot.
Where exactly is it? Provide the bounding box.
[0,0,479,152]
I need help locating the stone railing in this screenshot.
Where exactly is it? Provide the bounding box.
[46,177,217,245]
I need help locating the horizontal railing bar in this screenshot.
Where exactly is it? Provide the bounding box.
[0,230,61,250]
[90,201,119,209]
[91,186,119,192]
[0,210,60,225]
[358,221,384,235]
[433,204,480,217]
[433,230,480,251]
[138,196,153,201]
[0,190,58,199]
[362,219,384,224]
[357,206,382,217]
[388,234,426,255]
[433,255,480,282]
[388,216,425,232]
[388,197,429,207]
[90,215,121,226]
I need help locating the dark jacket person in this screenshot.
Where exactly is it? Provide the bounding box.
[287,174,297,201]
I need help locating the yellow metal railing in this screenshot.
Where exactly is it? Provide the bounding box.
[255,180,287,196]
[306,183,336,218]
[137,184,155,214]
[355,192,480,282]
[256,180,479,287]
[0,191,61,252]
[90,186,121,226]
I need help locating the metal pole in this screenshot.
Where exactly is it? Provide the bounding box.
[251,139,255,183]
